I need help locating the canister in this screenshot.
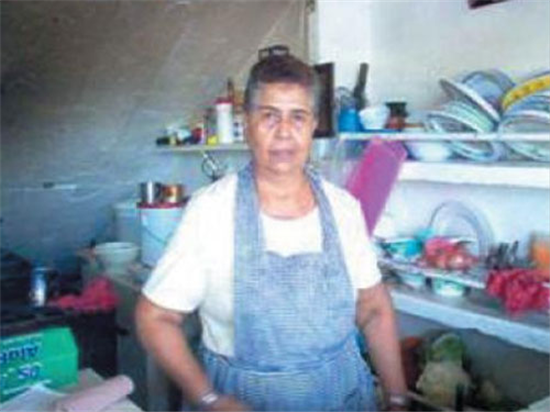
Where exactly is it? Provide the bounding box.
[215,97,234,144]
[29,267,49,307]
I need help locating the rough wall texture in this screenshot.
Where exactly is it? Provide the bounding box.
[1,0,307,272]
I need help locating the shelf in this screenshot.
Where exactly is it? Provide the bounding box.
[339,132,550,142]
[399,161,550,189]
[388,282,550,354]
[379,257,486,289]
[158,134,550,189]
[157,143,249,153]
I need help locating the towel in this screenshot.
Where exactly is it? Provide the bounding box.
[54,375,134,412]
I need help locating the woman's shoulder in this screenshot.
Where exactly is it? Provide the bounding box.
[185,173,238,216]
[320,177,360,212]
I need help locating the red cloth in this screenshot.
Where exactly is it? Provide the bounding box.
[49,277,119,312]
[486,268,549,315]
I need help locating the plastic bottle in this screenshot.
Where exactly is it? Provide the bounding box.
[215,97,234,145]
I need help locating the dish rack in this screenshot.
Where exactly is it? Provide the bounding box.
[379,256,487,290]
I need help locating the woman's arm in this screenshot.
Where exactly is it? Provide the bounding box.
[135,295,247,411]
[356,283,409,410]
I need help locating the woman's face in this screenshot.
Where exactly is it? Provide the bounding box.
[245,82,317,177]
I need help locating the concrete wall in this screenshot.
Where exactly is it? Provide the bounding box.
[1,0,306,272]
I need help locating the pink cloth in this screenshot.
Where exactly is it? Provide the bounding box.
[49,277,119,312]
[54,375,134,412]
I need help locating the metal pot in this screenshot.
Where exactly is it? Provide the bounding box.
[140,182,163,205]
[163,184,184,204]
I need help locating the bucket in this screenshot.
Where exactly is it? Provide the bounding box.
[113,200,141,245]
[139,204,184,267]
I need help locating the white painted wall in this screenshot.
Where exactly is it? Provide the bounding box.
[313,0,550,255]
[314,0,550,111]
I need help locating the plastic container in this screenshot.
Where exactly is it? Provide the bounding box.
[139,204,184,267]
[0,327,78,402]
[113,200,141,245]
[215,98,234,144]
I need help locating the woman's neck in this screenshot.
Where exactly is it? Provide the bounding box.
[255,169,315,219]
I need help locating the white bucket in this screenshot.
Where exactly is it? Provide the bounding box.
[139,205,184,267]
[113,200,141,245]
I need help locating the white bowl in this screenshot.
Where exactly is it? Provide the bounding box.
[396,270,426,289]
[405,141,454,162]
[94,242,139,274]
[431,278,467,297]
[359,105,390,130]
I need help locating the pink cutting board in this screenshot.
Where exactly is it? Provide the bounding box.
[345,138,407,235]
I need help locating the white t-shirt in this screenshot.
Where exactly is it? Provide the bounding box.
[142,173,381,356]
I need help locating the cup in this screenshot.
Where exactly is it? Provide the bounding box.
[338,108,362,132]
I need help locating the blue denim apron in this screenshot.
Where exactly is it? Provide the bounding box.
[200,164,376,411]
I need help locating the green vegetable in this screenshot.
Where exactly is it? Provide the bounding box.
[428,332,465,365]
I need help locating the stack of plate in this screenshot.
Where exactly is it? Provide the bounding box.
[499,72,550,162]
[424,70,515,162]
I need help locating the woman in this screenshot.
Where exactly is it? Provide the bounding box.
[135,54,408,411]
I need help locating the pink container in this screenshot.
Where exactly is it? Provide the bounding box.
[345,138,407,235]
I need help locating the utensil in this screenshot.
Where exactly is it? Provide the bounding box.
[201,152,227,181]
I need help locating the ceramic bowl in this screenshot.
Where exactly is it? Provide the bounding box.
[431,278,467,297]
[381,237,423,260]
[94,242,139,274]
[396,270,426,289]
[359,105,390,130]
[405,141,454,162]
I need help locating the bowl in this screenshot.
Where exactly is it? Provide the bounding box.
[405,141,454,162]
[380,237,423,260]
[94,242,139,274]
[359,105,390,130]
[431,278,467,297]
[396,270,426,289]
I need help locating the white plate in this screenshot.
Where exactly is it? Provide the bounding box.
[505,91,550,115]
[426,110,492,133]
[499,110,550,161]
[428,201,494,257]
[440,78,501,123]
[461,69,515,110]
[442,100,496,131]
[425,110,503,162]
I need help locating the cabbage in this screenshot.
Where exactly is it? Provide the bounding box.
[416,360,471,407]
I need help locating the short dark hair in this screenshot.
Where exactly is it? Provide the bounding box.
[244,54,320,116]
